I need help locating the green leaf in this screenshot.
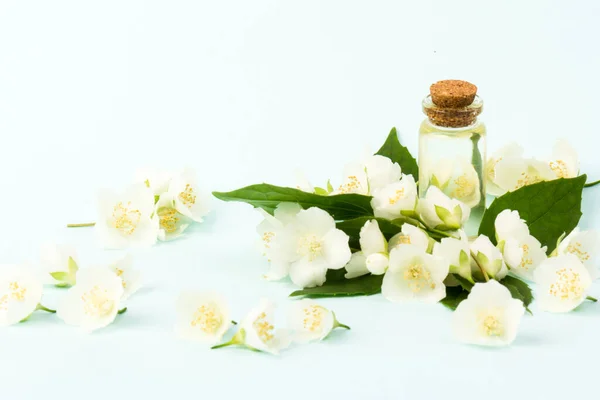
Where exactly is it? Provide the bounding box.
[440,286,469,311]
[289,274,383,298]
[336,217,404,249]
[453,274,474,292]
[213,184,374,220]
[325,268,347,282]
[50,272,69,281]
[479,175,586,253]
[314,187,328,196]
[375,127,419,179]
[327,179,334,193]
[500,275,534,311]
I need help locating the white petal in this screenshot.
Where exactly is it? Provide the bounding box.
[293,208,335,237]
[359,220,387,256]
[366,253,389,275]
[344,252,369,279]
[322,229,352,270]
[363,155,402,192]
[289,258,328,288]
[558,228,598,278]
[495,209,529,243]
[175,291,230,344]
[548,139,579,179]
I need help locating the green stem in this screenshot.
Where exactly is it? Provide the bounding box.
[470,251,489,282]
[211,329,246,350]
[118,307,128,315]
[584,179,600,188]
[332,312,351,330]
[231,320,238,325]
[36,304,56,313]
[586,296,598,302]
[67,222,96,228]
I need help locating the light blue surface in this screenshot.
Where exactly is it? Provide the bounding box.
[1,1,600,399]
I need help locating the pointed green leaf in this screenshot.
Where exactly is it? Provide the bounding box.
[327,179,334,193]
[375,127,419,179]
[50,272,70,281]
[314,187,328,196]
[68,256,79,275]
[435,205,452,222]
[213,184,373,220]
[479,175,586,253]
[289,275,383,298]
[500,275,534,310]
[440,286,469,311]
[453,274,474,292]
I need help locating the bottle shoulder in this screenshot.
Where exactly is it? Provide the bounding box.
[419,119,486,136]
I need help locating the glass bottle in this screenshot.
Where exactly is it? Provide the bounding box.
[418,80,486,236]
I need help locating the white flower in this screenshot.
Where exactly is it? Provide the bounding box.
[534,254,592,313]
[167,167,211,223]
[427,157,481,208]
[109,255,141,301]
[294,170,315,193]
[0,265,44,327]
[470,235,506,280]
[175,291,231,345]
[388,224,430,253]
[155,193,193,241]
[40,243,79,287]
[96,184,159,249]
[557,228,598,279]
[453,280,525,347]
[344,252,369,279]
[371,174,418,220]
[335,155,401,195]
[382,245,449,303]
[494,209,529,245]
[503,235,547,281]
[485,143,524,196]
[256,203,302,281]
[276,208,351,288]
[134,167,172,196]
[287,299,350,343]
[433,236,473,283]
[416,186,470,231]
[494,157,555,193]
[363,155,402,192]
[214,299,290,355]
[547,139,579,179]
[57,267,124,332]
[359,220,389,275]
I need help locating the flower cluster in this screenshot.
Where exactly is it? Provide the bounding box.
[176,294,349,354]
[0,244,141,333]
[486,140,579,195]
[73,167,211,249]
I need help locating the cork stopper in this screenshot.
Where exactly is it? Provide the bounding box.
[430,80,477,108]
[423,80,482,128]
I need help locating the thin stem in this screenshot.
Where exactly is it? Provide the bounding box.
[470,251,489,282]
[211,340,237,350]
[211,329,245,350]
[231,320,238,325]
[36,304,56,313]
[584,179,600,188]
[67,222,96,228]
[118,307,128,315]
[586,296,598,302]
[333,312,351,330]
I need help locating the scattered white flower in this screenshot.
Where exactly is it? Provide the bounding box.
[344,252,369,279]
[287,299,350,343]
[485,143,524,196]
[276,208,351,288]
[0,265,46,327]
[427,157,481,208]
[453,280,525,347]
[470,235,507,280]
[495,209,529,245]
[213,299,290,355]
[371,174,418,220]
[534,254,592,313]
[40,243,79,287]
[388,224,430,253]
[57,267,124,332]
[155,193,193,241]
[547,139,579,179]
[416,186,470,231]
[256,203,302,281]
[494,157,555,193]
[175,291,232,345]
[433,236,473,283]
[557,228,598,279]
[134,167,172,196]
[335,155,401,195]
[109,255,141,301]
[96,184,159,249]
[503,235,547,281]
[167,167,211,223]
[382,245,449,303]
